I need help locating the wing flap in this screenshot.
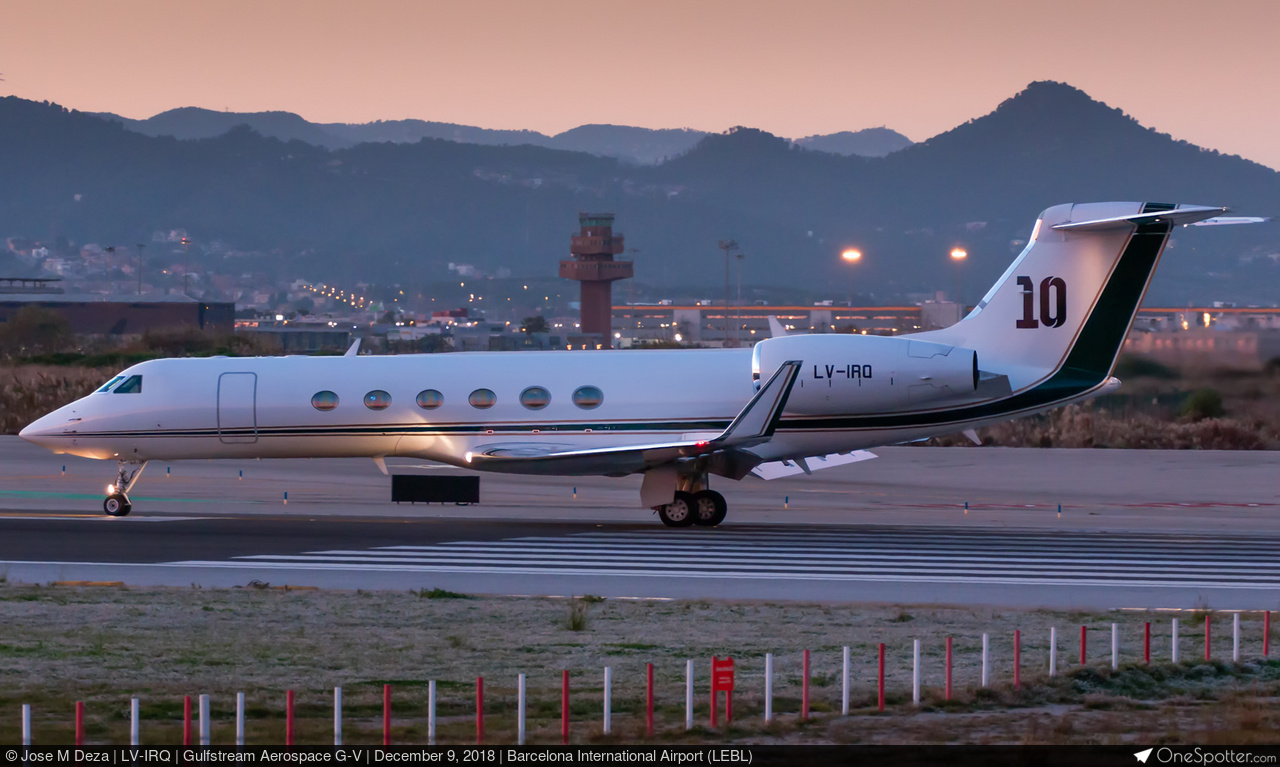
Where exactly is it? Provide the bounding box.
[750,450,877,480]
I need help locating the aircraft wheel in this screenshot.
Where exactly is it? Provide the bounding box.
[104,493,132,517]
[657,492,696,527]
[691,490,727,527]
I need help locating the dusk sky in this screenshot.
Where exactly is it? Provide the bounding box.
[6,0,1280,168]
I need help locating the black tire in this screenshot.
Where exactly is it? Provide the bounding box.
[104,493,132,517]
[657,491,696,527]
[691,490,728,527]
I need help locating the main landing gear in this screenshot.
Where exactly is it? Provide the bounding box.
[654,474,728,528]
[103,460,147,517]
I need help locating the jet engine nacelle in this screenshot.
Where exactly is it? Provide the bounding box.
[752,334,978,415]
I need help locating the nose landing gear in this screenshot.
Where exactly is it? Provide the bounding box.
[103,460,147,517]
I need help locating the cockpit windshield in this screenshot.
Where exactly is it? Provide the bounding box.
[113,375,143,394]
[96,375,125,393]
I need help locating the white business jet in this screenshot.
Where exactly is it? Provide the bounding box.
[19,202,1260,524]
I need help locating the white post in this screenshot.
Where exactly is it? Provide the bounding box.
[517,674,526,745]
[1172,619,1180,663]
[22,703,31,746]
[685,659,694,730]
[235,692,245,747]
[764,653,773,722]
[334,687,342,747]
[1112,623,1119,670]
[199,694,210,746]
[130,698,139,746]
[981,633,989,687]
[912,639,921,705]
[427,680,436,746]
[1233,614,1241,662]
[603,667,612,735]
[1049,627,1057,677]
[841,646,850,716]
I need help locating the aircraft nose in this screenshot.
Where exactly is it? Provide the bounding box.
[20,410,66,447]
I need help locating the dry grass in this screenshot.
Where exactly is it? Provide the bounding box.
[933,359,1280,450]
[0,583,1277,745]
[0,365,115,434]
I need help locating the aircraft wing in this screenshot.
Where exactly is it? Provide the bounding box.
[750,450,878,480]
[464,360,802,477]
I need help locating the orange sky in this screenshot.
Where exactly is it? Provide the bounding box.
[5,0,1280,168]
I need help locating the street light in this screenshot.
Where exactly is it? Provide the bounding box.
[950,248,967,307]
[718,239,739,347]
[840,249,861,308]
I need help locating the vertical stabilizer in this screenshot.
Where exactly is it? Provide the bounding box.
[918,202,1222,389]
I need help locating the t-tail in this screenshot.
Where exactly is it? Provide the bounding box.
[918,202,1230,396]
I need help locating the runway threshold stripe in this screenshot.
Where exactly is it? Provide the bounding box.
[226,554,1280,582]
[305,547,1280,570]
[564,530,1280,546]
[159,560,1280,589]
[373,543,1280,563]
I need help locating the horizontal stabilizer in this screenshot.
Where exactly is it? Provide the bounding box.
[1051,205,1224,231]
[751,450,877,480]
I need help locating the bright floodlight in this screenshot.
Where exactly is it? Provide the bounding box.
[950,248,968,260]
[841,249,862,262]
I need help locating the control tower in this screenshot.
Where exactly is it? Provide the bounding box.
[559,213,632,348]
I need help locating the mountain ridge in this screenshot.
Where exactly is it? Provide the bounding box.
[6,81,1276,305]
[94,108,912,164]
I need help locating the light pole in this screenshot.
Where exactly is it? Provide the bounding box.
[735,251,744,347]
[135,243,145,295]
[180,237,191,297]
[841,248,862,308]
[717,239,739,347]
[950,248,967,312]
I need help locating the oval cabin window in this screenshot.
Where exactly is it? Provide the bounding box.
[520,386,551,410]
[364,390,392,410]
[572,385,603,410]
[416,389,444,410]
[468,388,497,409]
[311,391,339,411]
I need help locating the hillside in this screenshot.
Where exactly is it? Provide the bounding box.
[3,82,1277,304]
[94,108,912,163]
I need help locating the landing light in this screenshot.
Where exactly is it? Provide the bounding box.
[464,452,473,463]
[106,484,115,494]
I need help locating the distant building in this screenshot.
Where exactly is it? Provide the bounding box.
[1123,329,1280,369]
[0,283,233,335]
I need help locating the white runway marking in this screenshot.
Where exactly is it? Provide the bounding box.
[167,526,1280,590]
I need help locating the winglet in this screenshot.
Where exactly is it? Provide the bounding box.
[768,316,788,338]
[345,339,361,357]
[714,360,801,447]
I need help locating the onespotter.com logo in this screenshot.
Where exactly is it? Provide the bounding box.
[1137,747,1277,764]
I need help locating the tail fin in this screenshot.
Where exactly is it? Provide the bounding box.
[920,202,1223,388]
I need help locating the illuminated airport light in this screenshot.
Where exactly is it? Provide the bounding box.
[275,314,284,321]
[674,333,683,342]
[841,249,862,262]
[950,248,968,260]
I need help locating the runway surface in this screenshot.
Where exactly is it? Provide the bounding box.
[2,437,1278,609]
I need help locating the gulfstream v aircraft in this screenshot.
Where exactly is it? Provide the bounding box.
[19,202,1260,525]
